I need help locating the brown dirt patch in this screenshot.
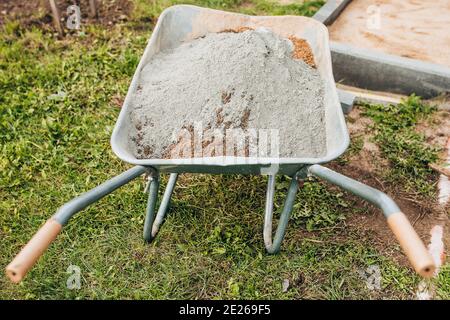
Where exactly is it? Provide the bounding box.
[417,95,450,171]
[0,0,134,29]
[328,160,448,267]
[344,107,388,171]
[417,111,450,154]
[325,106,449,268]
[0,1,50,28]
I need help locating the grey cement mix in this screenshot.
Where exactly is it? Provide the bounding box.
[128,28,327,159]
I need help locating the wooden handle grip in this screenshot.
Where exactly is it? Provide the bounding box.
[387,212,435,278]
[6,219,62,283]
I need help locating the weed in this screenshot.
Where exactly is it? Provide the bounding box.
[361,95,440,196]
[435,264,450,300]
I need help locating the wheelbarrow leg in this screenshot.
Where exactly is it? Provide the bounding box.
[143,172,178,242]
[308,164,435,278]
[264,173,300,254]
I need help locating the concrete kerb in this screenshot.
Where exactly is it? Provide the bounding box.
[331,42,450,99]
[312,0,353,25]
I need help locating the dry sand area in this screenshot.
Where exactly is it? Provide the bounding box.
[328,0,450,67]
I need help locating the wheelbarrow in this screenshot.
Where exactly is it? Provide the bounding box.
[6,5,435,283]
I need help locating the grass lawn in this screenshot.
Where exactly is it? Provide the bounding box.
[0,0,448,299]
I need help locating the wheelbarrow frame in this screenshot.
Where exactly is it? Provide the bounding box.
[48,165,411,254]
[6,163,435,283]
[6,5,435,283]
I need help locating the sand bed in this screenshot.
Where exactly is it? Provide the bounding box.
[328,0,450,67]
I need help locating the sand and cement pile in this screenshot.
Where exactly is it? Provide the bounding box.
[128,28,327,159]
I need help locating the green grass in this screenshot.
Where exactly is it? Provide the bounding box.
[131,0,325,18]
[0,0,447,299]
[361,96,440,196]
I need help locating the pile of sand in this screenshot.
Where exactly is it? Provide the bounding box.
[128,28,326,159]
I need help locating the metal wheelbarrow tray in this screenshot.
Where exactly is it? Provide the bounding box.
[6,5,435,283]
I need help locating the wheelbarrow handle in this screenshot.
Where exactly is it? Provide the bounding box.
[6,219,62,283]
[387,212,435,277]
[308,164,435,278]
[6,166,149,283]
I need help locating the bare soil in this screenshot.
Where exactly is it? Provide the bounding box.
[327,106,450,267]
[0,0,134,29]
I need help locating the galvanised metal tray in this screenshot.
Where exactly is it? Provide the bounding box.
[110,5,349,176]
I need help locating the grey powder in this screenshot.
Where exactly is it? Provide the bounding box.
[128,28,327,159]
